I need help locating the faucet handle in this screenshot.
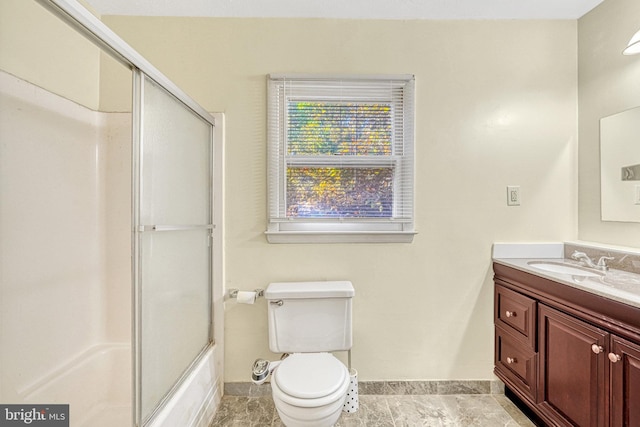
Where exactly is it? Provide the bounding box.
[597,256,614,270]
[571,250,587,260]
[571,251,598,268]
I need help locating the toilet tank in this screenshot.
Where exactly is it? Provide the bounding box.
[265,281,354,353]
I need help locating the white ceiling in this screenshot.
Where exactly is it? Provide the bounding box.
[83,0,604,20]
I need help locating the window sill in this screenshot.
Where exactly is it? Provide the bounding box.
[264,230,416,244]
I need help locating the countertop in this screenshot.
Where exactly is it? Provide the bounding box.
[493,257,640,309]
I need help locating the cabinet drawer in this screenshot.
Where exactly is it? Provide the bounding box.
[495,284,536,348]
[495,326,538,401]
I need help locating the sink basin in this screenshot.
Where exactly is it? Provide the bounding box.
[527,261,604,277]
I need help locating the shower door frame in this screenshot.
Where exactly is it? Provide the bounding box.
[131,69,215,425]
[32,1,223,426]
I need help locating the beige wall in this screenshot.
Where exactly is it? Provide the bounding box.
[103,17,578,381]
[0,0,102,110]
[577,0,640,246]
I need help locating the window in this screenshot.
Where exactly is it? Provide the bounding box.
[266,74,416,243]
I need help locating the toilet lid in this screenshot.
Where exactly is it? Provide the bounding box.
[274,353,348,399]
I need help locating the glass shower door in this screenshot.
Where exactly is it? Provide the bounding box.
[133,72,214,424]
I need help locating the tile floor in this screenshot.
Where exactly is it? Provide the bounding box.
[209,394,536,426]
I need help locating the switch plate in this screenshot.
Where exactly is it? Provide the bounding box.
[635,185,640,205]
[507,186,521,206]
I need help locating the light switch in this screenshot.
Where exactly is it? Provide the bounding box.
[507,186,520,206]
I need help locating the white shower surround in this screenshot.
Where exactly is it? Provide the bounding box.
[0,69,224,427]
[0,70,131,423]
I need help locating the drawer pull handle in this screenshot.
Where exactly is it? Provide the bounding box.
[591,344,604,354]
[608,353,621,363]
[505,311,516,318]
[506,357,517,364]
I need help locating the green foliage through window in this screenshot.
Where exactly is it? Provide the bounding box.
[287,167,393,217]
[286,101,394,218]
[287,102,392,156]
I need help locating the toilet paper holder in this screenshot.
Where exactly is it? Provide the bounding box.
[228,288,264,299]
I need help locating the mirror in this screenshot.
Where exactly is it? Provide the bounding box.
[600,106,640,222]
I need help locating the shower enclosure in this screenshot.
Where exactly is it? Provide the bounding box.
[0,1,224,426]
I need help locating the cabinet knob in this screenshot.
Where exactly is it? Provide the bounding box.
[506,357,517,364]
[591,344,604,354]
[505,310,516,318]
[608,353,621,363]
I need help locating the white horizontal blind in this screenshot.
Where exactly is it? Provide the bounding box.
[267,74,415,233]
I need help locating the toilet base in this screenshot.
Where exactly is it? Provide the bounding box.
[274,393,347,427]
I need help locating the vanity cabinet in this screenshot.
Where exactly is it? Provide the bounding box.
[493,263,640,427]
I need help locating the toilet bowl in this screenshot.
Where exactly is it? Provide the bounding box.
[271,353,350,427]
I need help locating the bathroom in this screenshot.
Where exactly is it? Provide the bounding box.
[1,0,639,425]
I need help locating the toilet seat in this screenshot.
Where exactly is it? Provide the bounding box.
[272,353,349,407]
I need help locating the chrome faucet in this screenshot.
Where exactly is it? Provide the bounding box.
[571,251,614,271]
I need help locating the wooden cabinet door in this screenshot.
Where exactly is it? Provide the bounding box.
[539,304,608,427]
[610,336,640,427]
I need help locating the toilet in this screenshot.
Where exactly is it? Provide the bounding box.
[262,281,355,427]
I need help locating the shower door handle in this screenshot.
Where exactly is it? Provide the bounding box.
[138,224,215,232]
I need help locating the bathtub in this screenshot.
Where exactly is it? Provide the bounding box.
[18,342,221,427]
[22,343,131,427]
[146,344,222,427]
